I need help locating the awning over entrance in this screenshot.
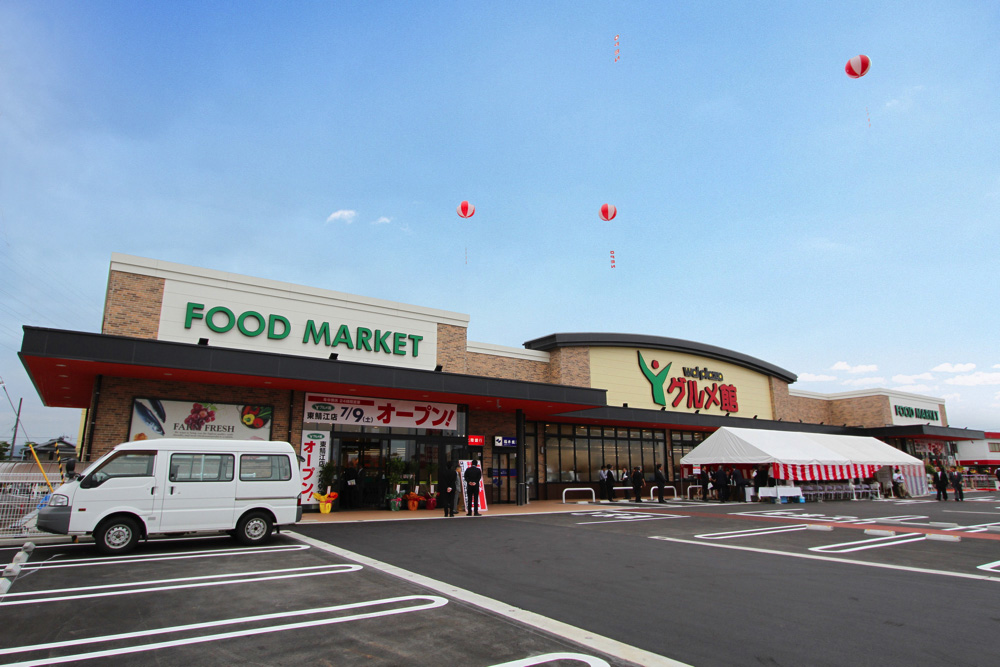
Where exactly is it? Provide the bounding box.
[18,327,608,421]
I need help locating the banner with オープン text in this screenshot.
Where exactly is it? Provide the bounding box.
[303,393,458,431]
[299,431,330,505]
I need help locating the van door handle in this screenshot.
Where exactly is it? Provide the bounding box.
[151,487,156,496]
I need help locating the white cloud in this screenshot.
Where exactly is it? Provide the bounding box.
[931,363,976,373]
[831,361,878,374]
[372,216,392,225]
[944,372,1000,386]
[799,373,837,382]
[994,364,1000,370]
[326,209,357,223]
[892,373,934,384]
[841,376,885,387]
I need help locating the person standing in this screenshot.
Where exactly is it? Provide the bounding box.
[891,467,905,498]
[995,467,1000,491]
[440,461,458,517]
[732,467,746,502]
[606,465,617,502]
[631,466,645,503]
[464,460,483,516]
[714,466,729,503]
[950,466,965,502]
[934,466,949,501]
[654,463,667,503]
[620,467,630,501]
[598,464,608,501]
[700,468,711,502]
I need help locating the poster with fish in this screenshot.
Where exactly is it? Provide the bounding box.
[128,398,274,441]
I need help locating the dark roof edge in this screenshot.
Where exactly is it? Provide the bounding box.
[862,425,986,441]
[19,326,608,407]
[524,332,797,384]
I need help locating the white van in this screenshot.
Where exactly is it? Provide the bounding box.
[37,439,302,555]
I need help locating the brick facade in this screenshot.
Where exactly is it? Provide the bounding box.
[88,377,294,460]
[102,271,164,338]
[436,323,468,373]
[545,347,591,387]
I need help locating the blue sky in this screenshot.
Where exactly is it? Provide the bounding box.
[1,1,998,444]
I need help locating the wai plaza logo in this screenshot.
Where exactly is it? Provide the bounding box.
[637,351,740,413]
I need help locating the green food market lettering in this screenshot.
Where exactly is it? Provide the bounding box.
[183,302,423,357]
[894,405,939,421]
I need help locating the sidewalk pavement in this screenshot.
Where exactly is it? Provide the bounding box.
[298,499,582,524]
[0,500,589,547]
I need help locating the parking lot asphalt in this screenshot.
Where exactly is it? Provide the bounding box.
[0,531,655,666]
[294,493,1000,667]
[2,494,998,666]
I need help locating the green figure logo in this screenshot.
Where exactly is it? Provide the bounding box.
[637,351,671,406]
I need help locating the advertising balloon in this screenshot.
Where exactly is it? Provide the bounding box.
[600,203,617,221]
[457,201,475,218]
[845,55,871,79]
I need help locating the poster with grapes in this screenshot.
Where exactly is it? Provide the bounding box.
[128,398,274,441]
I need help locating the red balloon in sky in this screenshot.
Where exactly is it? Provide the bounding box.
[845,55,871,79]
[456,201,475,218]
[600,203,617,221]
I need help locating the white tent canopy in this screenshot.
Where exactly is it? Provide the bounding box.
[680,427,921,468]
[680,427,925,491]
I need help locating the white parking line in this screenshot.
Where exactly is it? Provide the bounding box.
[977,560,1000,573]
[695,525,811,540]
[20,543,308,570]
[287,531,689,667]
[649,536,1000,583]
[491,653,610,667]
[809,534,926,553]
[0,564,361,606]
[0,595,447,665]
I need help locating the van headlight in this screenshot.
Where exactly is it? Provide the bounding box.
[47,494,69,507]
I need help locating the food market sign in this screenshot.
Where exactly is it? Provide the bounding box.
[141,259,470,370]
[890,397,944,426]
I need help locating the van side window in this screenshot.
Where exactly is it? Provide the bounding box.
[169,454,235,482]
[83,451,156,487]
[240,454,292,481]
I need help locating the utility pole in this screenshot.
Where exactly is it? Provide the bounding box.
[11,397,22,461]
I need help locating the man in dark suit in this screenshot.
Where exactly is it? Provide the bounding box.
[949,467,964,501]
[654,463,667,503]
[631,466,645,503]
[714,466,729,503]
[440,462,458,517]
[464,460,483,516]
[934,466,949,501]
[605,465,616,502]
[732,468,746,502]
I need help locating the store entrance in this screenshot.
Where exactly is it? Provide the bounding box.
[491,450,517,504]
[339,437,385,509]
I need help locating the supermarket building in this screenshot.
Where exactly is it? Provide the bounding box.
[18,254,985,508]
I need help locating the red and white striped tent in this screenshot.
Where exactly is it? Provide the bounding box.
[681,427,926,494]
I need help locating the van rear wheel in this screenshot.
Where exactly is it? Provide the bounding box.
[235,511,273,546]
[95,516,140,555]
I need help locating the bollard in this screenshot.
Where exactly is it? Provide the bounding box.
[12,552,29,565]
[864,529,896,537]
[21,542,35,554]
[806,524,834,531]
[927,534,961,542]
[3,564,21,578]
[0,579,11,596]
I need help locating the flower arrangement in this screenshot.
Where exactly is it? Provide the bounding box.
[312,490,338,514]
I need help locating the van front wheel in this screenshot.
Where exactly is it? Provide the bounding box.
[95,516,140,555]
[235,511,273,546]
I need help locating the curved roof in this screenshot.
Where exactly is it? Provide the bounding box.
[523,332,797,384]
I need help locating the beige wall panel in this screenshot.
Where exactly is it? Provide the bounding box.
[589,347,774,418]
